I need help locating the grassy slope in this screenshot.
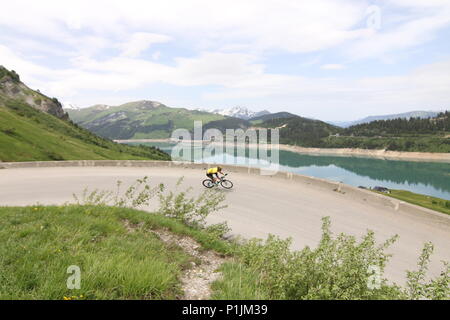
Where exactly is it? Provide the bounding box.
[1,203,447,300]
[0,206,188,299]
[67,103,226,139]
[373,189,450,215]
[259,116,342,147]
[0,98,170,162]
[0,205,231,299]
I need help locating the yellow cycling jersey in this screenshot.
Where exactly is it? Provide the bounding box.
[207,167,220,174]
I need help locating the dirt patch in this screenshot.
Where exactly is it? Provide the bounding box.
[152,229,228,300]
[121,219,227,300]
[122,219,144,233]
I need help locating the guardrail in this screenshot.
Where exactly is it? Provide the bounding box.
[1,160,449,225]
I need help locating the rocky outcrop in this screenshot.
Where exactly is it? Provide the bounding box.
[0,65,68,120]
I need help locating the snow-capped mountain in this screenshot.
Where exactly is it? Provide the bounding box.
[197,106,271,120]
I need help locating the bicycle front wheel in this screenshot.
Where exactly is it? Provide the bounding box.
[220,180,233,189]
[202,179,215,188]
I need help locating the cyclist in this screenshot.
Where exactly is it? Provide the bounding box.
[206,166,224,184]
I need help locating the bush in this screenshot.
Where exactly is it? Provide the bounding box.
[72,179,449,300]
[72,176,162,208]
[157,177,227,228]
[405,243,450,300]
[1,127,16,135]
[46,152,64,161]
[237,217,401,299]
[72,176,229,239]
[233,217,449,300]
[0,67,20,82]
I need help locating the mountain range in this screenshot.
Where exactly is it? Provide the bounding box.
[66,101,227,139]
[66,100,343,148]
[195,106,271,120]
[66,99,449,153]
[2,63,446,158]
[331,111,443,128]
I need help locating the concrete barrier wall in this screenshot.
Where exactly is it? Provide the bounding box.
[1,160,449,224]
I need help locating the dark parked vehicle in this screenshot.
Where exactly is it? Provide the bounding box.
[373,186,390,193]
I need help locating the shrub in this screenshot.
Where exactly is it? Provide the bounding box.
[72,176,162,208]
[0,67,20,82]
[1,127,16,135]
[405,243,449,300]
[72,176,229,239]
[46,152,64,161]
[10,70,20,82]
[237,217,401,299]
[157,177,227,228]
[234,217,449,300]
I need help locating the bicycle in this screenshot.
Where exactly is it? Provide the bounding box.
[202,173,234,189]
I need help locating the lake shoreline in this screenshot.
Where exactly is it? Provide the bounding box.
[115,139,450,163]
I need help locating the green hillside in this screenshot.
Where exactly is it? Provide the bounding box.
[67,101,226,139]
[65,92,449,153]
[253,113,449,152]
[249,111,298,124]
[345,112,449,136]
[258,116,342,146]
[203,117,250,132]
[0,99,170,162]
[0,66,170,162]
[67,101,339,146]
[319,112,450,152]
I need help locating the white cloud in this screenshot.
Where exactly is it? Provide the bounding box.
[0,0,370,54]
[348,10,450,59]
[119,32,171,58]
[171,52,264,86]
[321,64,346,70]
[2,40,449,120]
[388,0,450,9]
[1,1,449,61]
[202,58,450,120]
[152,51,161,60]
[1,0,450,119]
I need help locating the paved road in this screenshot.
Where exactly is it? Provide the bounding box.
[1,166,449,285]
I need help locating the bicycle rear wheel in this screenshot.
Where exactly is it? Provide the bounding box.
[220,180,233,189]
[202,179,215,188]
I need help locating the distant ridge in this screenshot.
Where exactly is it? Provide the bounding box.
[249,111,298,122]
[196,106,270,120]
[66,100,226,139]
[331,110,444,128]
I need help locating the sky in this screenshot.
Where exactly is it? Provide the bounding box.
[0,0,449,121]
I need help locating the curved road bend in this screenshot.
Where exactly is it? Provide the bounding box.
[0,166,449,285]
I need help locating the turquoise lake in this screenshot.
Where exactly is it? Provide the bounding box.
[132,142,450,200]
